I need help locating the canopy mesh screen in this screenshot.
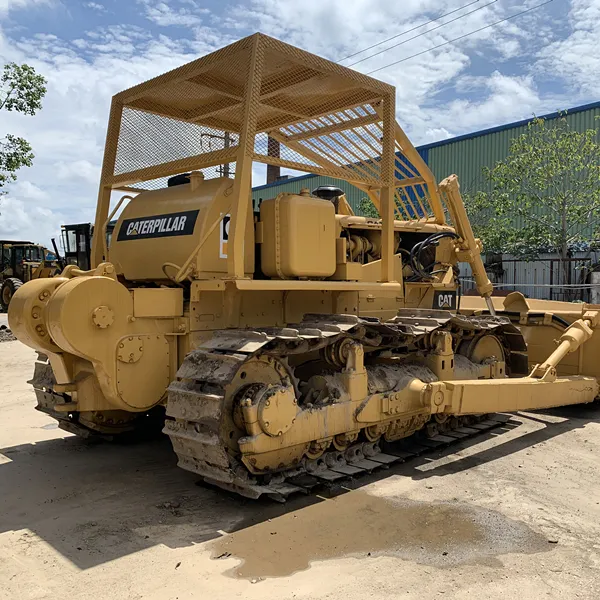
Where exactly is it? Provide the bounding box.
[114,108,238,187]
[102,33,443,223]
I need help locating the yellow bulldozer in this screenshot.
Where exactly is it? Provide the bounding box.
[8,34,600,499]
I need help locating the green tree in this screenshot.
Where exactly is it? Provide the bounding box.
[466,115,600,286]
[0,63,47,191]
[358,196,379,218]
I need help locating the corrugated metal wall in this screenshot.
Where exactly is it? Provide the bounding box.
[428,129,518,192]
[458,251,600,301]
[426,103,600,194]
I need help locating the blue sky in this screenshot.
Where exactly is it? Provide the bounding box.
[0,0,597,246]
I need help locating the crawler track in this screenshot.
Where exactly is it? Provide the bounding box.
[202,413,511,502]
[164,311,526,500]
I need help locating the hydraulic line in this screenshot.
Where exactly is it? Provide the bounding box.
[409,232,459,280]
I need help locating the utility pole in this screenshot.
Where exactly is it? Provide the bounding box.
[200,131,234,178]
[223,131,230,178]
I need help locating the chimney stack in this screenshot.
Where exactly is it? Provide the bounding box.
[266,136,280,184]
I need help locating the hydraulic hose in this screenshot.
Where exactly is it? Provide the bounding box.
[409,232,459,280]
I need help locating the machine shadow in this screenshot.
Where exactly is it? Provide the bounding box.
[391,404,600,482]
[1,404,598,570]
[0,433,321,569]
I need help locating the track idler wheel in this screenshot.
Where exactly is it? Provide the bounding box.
[306,439,331,459]
[363,424,386,442]
[333,431,359,450]
[434,413,450,429]
[323,338,356,369]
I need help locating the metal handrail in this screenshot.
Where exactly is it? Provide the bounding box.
[171,206,231,283]
[102,195,135,261]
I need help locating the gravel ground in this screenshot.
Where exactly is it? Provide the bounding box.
[1,333,600,599]
[0,325,16,342]
[0,312,16,342]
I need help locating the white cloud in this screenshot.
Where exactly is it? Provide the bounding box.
[85,2,107,13]
[433,72,542,134]
[0,0,595,245]
[10,180,49,201]
[0,196,63,245]
[537,0,600,96]
[494,38,521,60]
[55,159,100,185]
[137,0,210,27]
[0,23,234,245]
[0,0,53,16]
[423,127,453,143]
[226,0,447,58]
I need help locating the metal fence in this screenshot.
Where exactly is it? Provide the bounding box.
[459,252,600,302]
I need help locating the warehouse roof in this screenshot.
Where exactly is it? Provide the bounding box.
[252,99,600,193]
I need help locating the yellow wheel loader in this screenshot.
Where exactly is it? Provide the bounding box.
[8,34,600,499]
[1,241,58,310]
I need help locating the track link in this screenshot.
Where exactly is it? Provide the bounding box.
[164,311,525,501]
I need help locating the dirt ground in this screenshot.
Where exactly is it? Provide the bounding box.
[2,310,600,599]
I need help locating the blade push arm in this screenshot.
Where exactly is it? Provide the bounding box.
[439,174,496,315]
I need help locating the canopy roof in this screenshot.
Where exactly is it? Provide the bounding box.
[94,33,447,277]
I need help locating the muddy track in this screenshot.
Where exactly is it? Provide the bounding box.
[208,413,511,502]
[164,311,526,501]
[29,352,513,502]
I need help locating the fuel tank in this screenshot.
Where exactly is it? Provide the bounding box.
[109,174,254,281]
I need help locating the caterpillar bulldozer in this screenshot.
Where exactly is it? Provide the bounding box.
[8,34,600,499]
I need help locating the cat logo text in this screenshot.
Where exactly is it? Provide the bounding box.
[433,291,457,311]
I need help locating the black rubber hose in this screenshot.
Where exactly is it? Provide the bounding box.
[409,232,459,280]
